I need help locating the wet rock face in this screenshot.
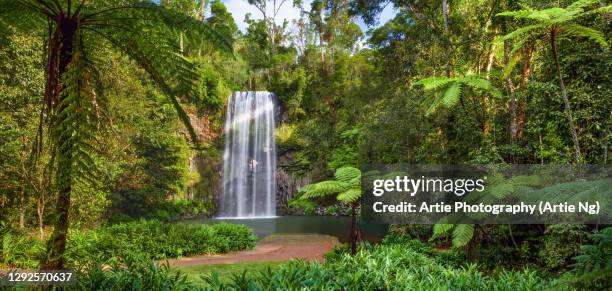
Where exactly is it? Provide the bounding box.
[275,152,310,215]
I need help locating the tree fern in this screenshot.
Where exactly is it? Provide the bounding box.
[414,75,501,116]
[0,0,233,269]
[498,0,611,163]
[300,167,363,255]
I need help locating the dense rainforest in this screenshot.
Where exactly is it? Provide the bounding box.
[0,0,610,289]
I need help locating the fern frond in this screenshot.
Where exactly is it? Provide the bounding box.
[334,167,361,184]
[413,77,455,91]
[562,24,608,48]
[431,224,454,240]
[496,10,536,19]
[567,0,599,12]
[489,183,515,199]
[53,47,102,191]
[500,24,544,41]
[441,82,462,108]
[580,4,612,17]
[461,76,492,90]
[300,180,346,199]
[0,0,47,35]
[337,188,362,204]
[423,92,443,116]
[452,224,474,248]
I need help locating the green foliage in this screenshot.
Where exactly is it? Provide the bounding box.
[73,254,194,291]
[569,227,612,289]
[300,166,361,204]
[498,0,611,52]
[67,221,254,266]
[287,197,317,215]
[387,224,432,241]
[328,128,361,170]
[202,243,552,290]
[431,224,475,249]
[538,224,588,271]
[0,232,44,269]
[275,124,305,153]
[414,75,501,116]
[0,221,255,270]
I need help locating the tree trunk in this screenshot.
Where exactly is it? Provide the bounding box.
[550,29,581,163]
[482,44,495,136]
[516,46,534,139]
[18,171,26,229]
[350,202,358,255]
[38,194,45,240]
[504,41,518,158]
[442,0,452,77]
[40,18,77,270]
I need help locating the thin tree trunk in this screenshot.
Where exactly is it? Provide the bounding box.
[37,193,45,240]
[516,46,534,139]
[442,0,452,77]
[539,132,544,165]
[40,18,77,270]
[482,44,495,136]
[550,29,581,163]
[19,175,26,229]
[504,41,518,157]
[350,202,357,255]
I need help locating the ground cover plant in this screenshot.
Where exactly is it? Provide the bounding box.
[0,220,255,270]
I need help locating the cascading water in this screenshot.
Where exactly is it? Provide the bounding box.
[219,91,277,218]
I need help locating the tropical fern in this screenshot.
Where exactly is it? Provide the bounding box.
[572,227,612,274]
[0,0,234,269]
[452,224,475,248]
[497,0,609,165]
[300,166,362,204]
[432,174,553,248]
[414,75,501,116]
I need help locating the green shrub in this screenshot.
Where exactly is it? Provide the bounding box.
[73,253,194,291]
[287,197,317,215]
[387,224,432,241]
[568,227,612,290]
[203,244,552,290]
[0,232,44,269]
[538,224,588,271]
[210,223,256,252]
[64,220,255,269]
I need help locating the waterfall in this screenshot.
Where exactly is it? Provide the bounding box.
[219,91,277,218]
